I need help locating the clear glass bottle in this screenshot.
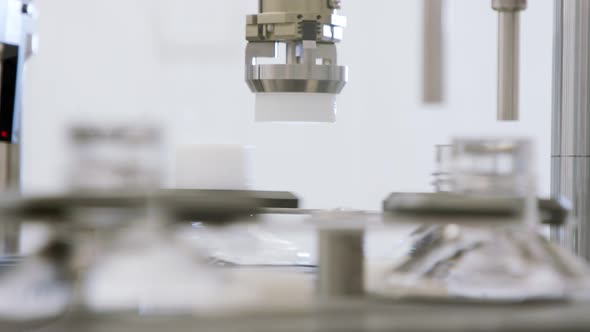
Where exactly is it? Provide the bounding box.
[450,138,535,198]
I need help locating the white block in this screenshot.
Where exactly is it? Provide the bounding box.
[255,93,337,123]
[174,145,252,190]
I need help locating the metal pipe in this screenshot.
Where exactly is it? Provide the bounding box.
[422,0,445,104]
[492,0,526,121]
[551,0,590,259]
[497,11,520,120]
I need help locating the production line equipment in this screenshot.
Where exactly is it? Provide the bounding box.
[244,0,348,122]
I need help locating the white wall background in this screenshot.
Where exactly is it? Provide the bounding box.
[22,0,553,210]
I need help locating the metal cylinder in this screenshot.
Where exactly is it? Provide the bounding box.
[317,228,364,298]
[551,0,590,258]
[497,11,520,120]
[498,12,520,121]
[493,0,526,121]
[423,0,445,104]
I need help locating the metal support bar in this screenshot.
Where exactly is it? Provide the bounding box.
[497,11,520,120]
[493,0,526,121]
[422,0,445,104]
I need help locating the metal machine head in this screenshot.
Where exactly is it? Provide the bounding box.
[244,0,348,122]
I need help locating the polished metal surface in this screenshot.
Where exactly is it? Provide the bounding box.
[245,42,347,94]
[245,0,347,94]
[552,158,590,255]
[247,64,347,93]
[493,0,526,121]
[551,0,590,259]
[422,0,445,104]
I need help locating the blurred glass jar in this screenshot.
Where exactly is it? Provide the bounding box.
[67,122,163,192]
[450,138,535,198]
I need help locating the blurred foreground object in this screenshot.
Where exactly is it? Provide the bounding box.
[68,122,163,192]
[174,144,311,268]
[379,138,590,302]
[0,240,72,320]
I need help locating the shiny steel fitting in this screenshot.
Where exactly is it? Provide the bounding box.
[245,0,348,94]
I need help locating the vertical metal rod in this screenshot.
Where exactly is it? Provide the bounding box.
[551,0,590,259]
[550,0,565,247]
[422,0,445,104]
[497,11,520,120]
[492,0,526,121]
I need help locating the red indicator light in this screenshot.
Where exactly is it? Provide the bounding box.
[1,131,7,138]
